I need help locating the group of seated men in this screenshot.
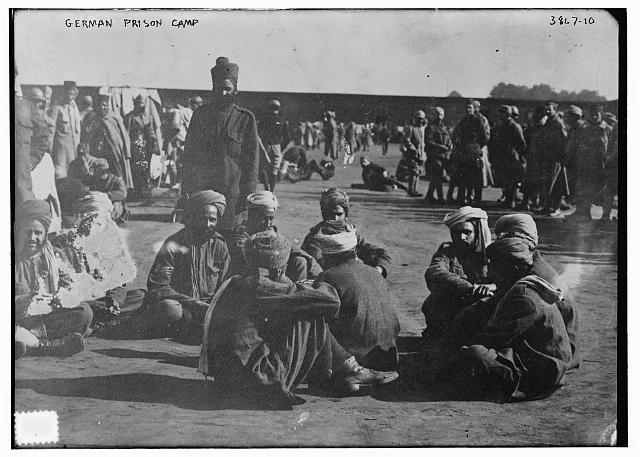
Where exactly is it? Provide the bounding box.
[14,185,579,407]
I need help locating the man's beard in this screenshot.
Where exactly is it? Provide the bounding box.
[214,94,235,107]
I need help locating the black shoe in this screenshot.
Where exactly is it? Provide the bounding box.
[27,333,85,357]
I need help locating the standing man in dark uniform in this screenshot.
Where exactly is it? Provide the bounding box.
[490,105,527,209]
[258,99,289,193]
[182,57,260,239]
[401,110,428,197]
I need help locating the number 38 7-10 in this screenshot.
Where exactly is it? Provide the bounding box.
[550,16,595,25]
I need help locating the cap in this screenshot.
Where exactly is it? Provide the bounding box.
[210,56,239,85]
[414,110,426,119]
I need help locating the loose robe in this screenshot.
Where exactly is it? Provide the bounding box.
[123,110,160,196]
[182,103,259,231]
[199,275,341,393]
[145,229,230,322]
[467,277,572,400]
[531,251,580,368]
[315,258,400,364]
[422,241,489,340]
[302,221,392,277]
[88,113,133,189]
[227,225,322,282]
[51,100,82,179]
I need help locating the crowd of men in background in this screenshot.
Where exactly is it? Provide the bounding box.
[12,56,609,408]
[395,99,618,222]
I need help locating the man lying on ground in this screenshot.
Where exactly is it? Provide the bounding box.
[422,206,495,342]
[134,190,230,342]
[198,231,399,409]
[494,213,580,368]
[278,145,335,183]
[301,188,391,277]
[314,223,401,370]
[432,238,573,402]
[14,200,93,358]
[351,156,409,193]
[227,190,322,282]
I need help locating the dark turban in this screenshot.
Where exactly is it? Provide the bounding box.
[494,214,538,248]
[486,238,533,265]
[210,56,239,86]
[16,199,52,231]
[244,230,291,270]
[320,188,349,216]
[183,190,226,223]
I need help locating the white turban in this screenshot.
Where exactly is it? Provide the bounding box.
[246,191,279,210]
[313,230,358,255]
[443,206,492,255]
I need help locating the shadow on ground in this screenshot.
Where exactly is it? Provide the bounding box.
[15,373,305,411]
[92,348,198,368]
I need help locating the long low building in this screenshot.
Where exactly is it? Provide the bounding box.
[22,84,618,131]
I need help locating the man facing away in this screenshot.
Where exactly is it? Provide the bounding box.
[181,57,259,239]
[199,230,399,409]
[313,223,401,370]
[227,190,322,282]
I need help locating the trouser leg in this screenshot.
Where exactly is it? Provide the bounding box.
[37,302,94,338]
[441,344,518,401]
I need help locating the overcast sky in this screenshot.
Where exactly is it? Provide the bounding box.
[13,9,619,99]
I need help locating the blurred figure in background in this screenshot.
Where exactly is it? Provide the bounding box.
[51,81,82,179]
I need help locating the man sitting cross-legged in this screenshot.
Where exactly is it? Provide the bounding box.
[432,238,573,402]
[421,206,495,342]
[14,200,93,358]
[494,213,580,368]
[134,190,230,342]
[198,231,399,409]
[313,222,401,371]
[227,190,322,282]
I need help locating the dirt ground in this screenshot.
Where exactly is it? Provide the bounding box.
[14,144,619,447]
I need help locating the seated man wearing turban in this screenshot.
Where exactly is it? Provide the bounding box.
[432,238,573,402]
[422,206,495,342]
[301,188,392,278]
[313,223,401,370]
[199,231,399,409]
[494,214,580,368]
[135,190,230,342]
[14,200,93,358]
[227,190,322,282]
